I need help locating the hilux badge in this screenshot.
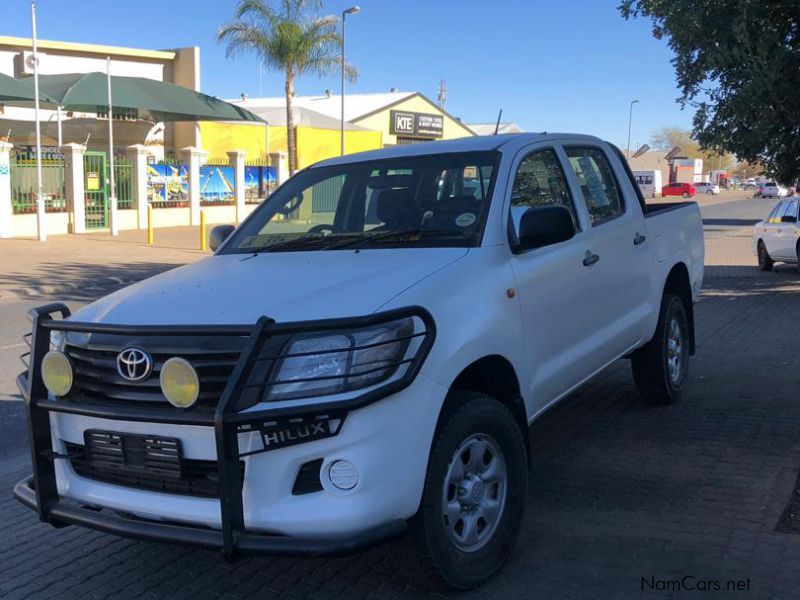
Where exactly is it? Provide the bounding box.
[116,348,153,382]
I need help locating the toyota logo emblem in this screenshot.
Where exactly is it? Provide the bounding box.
[116,348,153,382]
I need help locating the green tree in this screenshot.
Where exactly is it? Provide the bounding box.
[620,1,800,185]
[218,0,356,175]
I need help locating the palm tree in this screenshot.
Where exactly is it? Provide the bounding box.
[218,0,356,175]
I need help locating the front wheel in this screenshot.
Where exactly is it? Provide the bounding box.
[682,191,690,198]
[409,392,527,590]
[631,294,690,404]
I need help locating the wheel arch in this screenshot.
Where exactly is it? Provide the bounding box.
[662,262,696,355]
[440,355,530,468]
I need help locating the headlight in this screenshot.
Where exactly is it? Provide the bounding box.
[41,350,73,396]
[160,357,200,408]
[50,330,66,352]
[266,317,421,402]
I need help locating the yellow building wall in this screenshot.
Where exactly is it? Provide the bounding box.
[353,95,474,146]
[295,126,382,168]
[199,122,381,168]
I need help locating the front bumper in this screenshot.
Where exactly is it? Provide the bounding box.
[13,475,406,556]
[15,303,436,558]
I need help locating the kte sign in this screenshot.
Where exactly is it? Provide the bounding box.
[390,110,444,139]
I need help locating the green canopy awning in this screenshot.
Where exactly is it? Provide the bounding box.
[0,72,57,104]
[34,72,264,123]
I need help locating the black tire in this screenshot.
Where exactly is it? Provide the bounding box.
[757,240,774,271]
[409,392,527,590]
[631,294,690,404]
[796,242,800,273]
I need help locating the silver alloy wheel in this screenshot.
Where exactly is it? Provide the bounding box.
[441,433,507,552]
[666,317,683,384]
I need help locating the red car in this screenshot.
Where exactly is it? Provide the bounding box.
[661,182,696,198]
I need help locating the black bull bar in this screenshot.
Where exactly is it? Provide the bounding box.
[13,303,434,558]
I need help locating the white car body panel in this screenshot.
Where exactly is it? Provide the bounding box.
[36,133,705,540]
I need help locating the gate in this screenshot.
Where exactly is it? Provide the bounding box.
[84,151,108,229]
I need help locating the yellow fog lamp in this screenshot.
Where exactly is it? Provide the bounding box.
[41,351,73,396]
[160,357,200,408]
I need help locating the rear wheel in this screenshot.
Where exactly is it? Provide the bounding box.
[409,392,527,590]
[632,294,690,404]
[757,240,774,271]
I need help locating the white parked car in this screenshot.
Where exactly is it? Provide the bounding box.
[754,197,800,270]
[15,134,704,590]
[760,182,788,198]
[694,182,720,195]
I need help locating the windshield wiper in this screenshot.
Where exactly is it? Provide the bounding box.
[329,228,461,250]
[246,233,363,254]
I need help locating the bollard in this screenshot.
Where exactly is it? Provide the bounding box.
[200,210,207,251]
[147,204,154,245]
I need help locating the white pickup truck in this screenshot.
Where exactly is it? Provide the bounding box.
[16,134,704,590]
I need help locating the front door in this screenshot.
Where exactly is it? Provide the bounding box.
[507,146,601,412]
[83,151,108,230]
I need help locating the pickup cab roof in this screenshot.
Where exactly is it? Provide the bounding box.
[312,133,610,169]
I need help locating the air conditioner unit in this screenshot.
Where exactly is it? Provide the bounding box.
[19,51,47,75]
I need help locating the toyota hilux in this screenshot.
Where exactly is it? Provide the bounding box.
[15,133,704,589]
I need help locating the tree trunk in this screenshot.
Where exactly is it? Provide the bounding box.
[285,68,296,176]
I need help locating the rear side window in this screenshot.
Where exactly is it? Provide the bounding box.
[508,148,577,242]
[786,200,798,220]
[564,147,624,225]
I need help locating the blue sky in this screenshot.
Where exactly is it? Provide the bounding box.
[4,0,694,147]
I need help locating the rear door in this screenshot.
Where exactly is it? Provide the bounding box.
[561,144,652,360]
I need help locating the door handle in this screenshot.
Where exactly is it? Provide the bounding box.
[582,251,600,267]
[633,232,647,246]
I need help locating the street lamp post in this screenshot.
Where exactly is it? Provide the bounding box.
[341,5,360,156]
[626,99,639,160]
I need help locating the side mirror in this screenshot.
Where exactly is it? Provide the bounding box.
[781,215,797,223]
[209,224,235,252]
[516,205,576,251]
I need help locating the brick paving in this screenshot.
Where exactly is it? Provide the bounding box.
[2,226,800,598]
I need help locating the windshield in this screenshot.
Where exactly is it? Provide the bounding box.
[220,151,499,253]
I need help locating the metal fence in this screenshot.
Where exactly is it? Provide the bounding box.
[10,155,66,214]
[311,175,345,213]
[111,156,134,209]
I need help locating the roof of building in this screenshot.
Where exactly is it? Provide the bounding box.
[0,36,176,61]
[627,150,673,172]
[236,91,417,123]
[244,105,370,130]
[467,122,525,135]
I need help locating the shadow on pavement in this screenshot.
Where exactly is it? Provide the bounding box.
[0,261,181,301]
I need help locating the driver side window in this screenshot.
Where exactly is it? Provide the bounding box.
[509,149,577,244]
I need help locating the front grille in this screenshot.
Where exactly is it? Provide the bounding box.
[65,337,244,410]
[65,441,244,498]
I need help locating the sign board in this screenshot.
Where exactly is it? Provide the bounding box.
[86,172,100,191]
[18,145,63,160]
[389,110,444,139]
